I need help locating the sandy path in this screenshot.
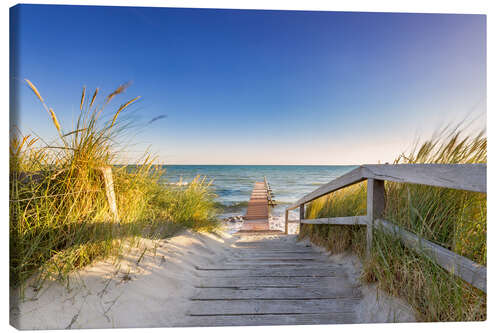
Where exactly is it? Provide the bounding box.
[10,230,415,329]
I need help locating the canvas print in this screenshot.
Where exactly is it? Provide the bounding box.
[9,4,486,329]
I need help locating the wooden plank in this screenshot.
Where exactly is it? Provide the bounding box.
[195,264,346,270]
[225,254,328,262]
[194,267,345,277]
[220,260,329,266]
[197,276,350,288]
[228,249,320,254]
[232,245,312,249]
[221,259,332,266]
[191,287,361,300]
[234,240,304,245]
[232,242,307,247]
[229,249,317,254]
[233,242,310,248]
[187,299,359,315]
[231,245,314,251]
[363,164,486,193]
[227,254,320,258]
[300,216,368,225]
[229,252,322,257]
[182,312,358,326]
[230,248,312,252]
[367,179,385,255]
[375,218,487,292]
[229,253,325,259]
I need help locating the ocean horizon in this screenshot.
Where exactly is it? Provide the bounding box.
[157,164,358,218]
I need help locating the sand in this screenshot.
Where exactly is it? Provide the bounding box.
[10,230,235,329]
[10,227,415,329]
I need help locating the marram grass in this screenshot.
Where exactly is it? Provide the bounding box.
[10,81,219,293]
[300,124,486,321]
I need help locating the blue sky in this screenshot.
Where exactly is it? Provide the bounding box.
[11,5,486,165]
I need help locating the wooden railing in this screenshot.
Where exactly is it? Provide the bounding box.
[285,164,487,292]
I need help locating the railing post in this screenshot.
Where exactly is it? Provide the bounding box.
[285,209,289,234]
[100,166,119,222]
[300,204,305,222]
[366,178,385,256]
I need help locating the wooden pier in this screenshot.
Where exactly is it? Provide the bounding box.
[240,178,275,232]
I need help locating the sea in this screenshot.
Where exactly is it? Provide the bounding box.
[159,165,357,220]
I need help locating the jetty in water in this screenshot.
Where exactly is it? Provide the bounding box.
[241,177,276,232]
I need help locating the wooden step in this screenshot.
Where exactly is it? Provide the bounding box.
[194,267,345,277]
[196,276,352,288]
[192,286,361,300]
[183,312,358,326]
[187,299,359,315]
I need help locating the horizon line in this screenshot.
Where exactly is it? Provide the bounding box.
[116,163,361,166]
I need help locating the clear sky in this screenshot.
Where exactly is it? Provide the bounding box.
[11,5,486,165]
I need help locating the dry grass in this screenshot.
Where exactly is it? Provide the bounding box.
[300,123,486,321]
[10,81,219,293]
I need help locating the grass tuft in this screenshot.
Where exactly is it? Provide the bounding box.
[10,81,219,293]
[300,123,486,321]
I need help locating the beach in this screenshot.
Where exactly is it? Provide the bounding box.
[9,4,488,328]
[11,228,415,329]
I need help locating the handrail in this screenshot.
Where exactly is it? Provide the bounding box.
[284,163,487,292]
[287,164,486,211]
[375,218,486,292]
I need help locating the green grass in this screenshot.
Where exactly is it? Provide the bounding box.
[299,123,486,321]
[10,82,219,293]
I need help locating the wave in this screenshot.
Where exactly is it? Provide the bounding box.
[215,188,248,196]
[214,201,249,212]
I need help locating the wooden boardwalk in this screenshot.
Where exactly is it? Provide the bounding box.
[241,181,271,231]
[185,236,361,326]
[182,178,359,326]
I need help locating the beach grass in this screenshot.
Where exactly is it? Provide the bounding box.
[10,82,219,292]
[299,123,486,321]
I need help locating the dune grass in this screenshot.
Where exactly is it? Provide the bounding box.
[299,123,486,321]
[10,82,219,292]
